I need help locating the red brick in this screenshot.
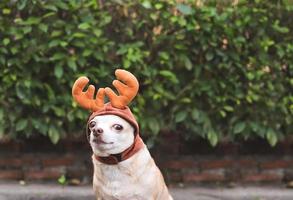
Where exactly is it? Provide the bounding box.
[217,142,239,154]
[42,156,74,167]
[166,171,182,182]
[237,159,258,168]
[22,155,39,166]
[242,173,283,182]
[284,169,293,182]
[0,158,22,167]
[260,160,292,169]
[183,172,226,182]
[25,169,62,180]
[240,168,259,176]
[160,160,198,170]
[156,132,180,155]
[0,141,22,152]
[200,160,233,169]
[225,170,240,182]
[0,170,23,179]
[67,169,91,179]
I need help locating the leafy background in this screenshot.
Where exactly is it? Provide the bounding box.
[0,0,292,146]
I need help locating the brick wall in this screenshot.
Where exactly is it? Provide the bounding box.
[157,156,293,184]
[1,134,293,185]
[0,136,93,183]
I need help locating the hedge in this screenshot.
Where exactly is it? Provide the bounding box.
[0,0,292,146]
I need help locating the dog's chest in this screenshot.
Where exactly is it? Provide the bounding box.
[93,148,156,200]
[96,167,142,199]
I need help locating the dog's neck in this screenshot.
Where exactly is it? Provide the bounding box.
[94,135,144,165]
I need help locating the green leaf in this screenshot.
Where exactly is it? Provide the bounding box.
[93,29,102,37]
[32,119,48,136]
[207,130,218,147]
[48,125,60,144]
[148,118,160,135]
[175,111,187,123]
[11,46,19,54]
[67,59,77,71]
[16,83,27,99]
[233,122,246,134]
[182,55,192,70]
[155,3,163,9]
[266,128,278,146]
[176,3,193,15]
[72,32,86,38]
[2,8,11,15]
[17,0,27,10]
[53,107,65,117]
[0,109,4,120]
[51,30,62,37]
[39,24,48,33]
[272,20,289,33]
[58,175,67,185]
[191,109,200,120]
[78,23,91,30]
[16,119,28,131]
[55,1,69,10]
[54,65,63,78]
[50,53,64,60]
[48,40,60,48]
[250,122,259,132]
[42,12,56,18]
[23,26,32,34]
[142,1,152,9]
[43,5,58,12]
[3,38,10,46]
[220,110,226,117]
[82,49,92,57]
[159,70,179,84]
[60,41,68,47]
[0,122,4,138]
[22,17,41,25]
[0,109,5,137]
[223,106,234,112]
[205,52,214,61]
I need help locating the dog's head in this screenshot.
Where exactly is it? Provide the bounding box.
[72,69,140,158]
[87,114,135,156]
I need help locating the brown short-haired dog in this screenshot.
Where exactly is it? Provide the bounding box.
[72,69,173,200]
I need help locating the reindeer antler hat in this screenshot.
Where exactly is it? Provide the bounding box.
[72,69,144,164]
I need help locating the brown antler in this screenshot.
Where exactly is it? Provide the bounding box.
[105,69,139,109]
[72,76,105,112]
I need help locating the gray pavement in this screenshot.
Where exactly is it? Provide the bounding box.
[1,182,293,200]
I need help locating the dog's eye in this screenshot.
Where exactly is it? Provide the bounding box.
[113,124,123,131]
[89,121,96,129]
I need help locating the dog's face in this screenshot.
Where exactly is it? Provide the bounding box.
[88,114,135,156]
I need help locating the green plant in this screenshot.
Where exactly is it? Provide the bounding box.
[58,174,67,185]
[0,0,292,146]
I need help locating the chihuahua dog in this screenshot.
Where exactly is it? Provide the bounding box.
[72,69,173,200]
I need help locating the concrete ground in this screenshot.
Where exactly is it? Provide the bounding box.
[1,182,293,200]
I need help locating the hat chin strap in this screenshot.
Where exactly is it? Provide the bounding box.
[94,135,144,165]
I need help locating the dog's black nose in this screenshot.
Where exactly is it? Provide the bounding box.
[93,128,103,137]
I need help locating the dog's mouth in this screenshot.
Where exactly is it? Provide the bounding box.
[92,139,114,145]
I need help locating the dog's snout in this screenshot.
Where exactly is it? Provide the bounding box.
[93,127,104,137]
